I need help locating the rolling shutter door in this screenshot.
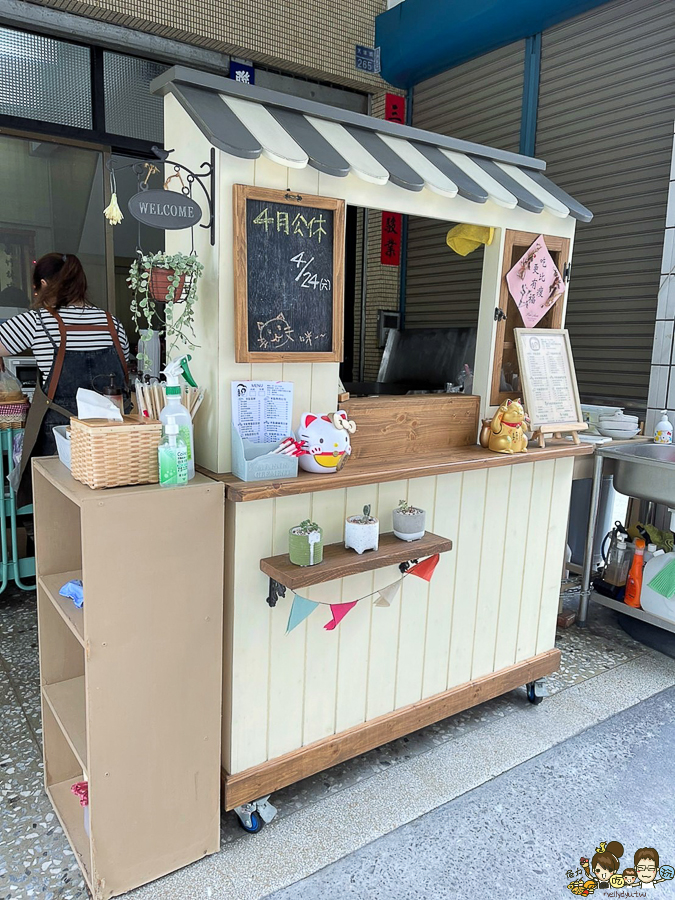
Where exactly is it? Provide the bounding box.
[406,41,525,329]
[536,0,675,406]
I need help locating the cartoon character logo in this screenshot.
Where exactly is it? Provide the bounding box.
[296,411,355,474]
[568,842,673,894]
[257,312,294,350]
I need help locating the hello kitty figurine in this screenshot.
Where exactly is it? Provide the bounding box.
[296,411,356,474]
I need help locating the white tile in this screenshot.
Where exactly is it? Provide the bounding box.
[652,320,675,364]
[646,408,659,436]
[662,228,675,275]
[668,181,675,228]
[672,337,675,366]
[647,365,670,409]
[668,374,675,410]
[657,273,675,320]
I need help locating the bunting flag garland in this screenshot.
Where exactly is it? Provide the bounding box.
[284,555,441,634]
[374,578,404,608]
[324,600,358,631]
[407,553,440,582]
[286,594,319,633]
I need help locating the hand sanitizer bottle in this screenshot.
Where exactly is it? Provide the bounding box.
[160,355,197,479]
[654,410,673,444]
[158,415,188,487]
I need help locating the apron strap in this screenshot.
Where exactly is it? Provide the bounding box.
[46,308,68,402]
[104,312,129,381]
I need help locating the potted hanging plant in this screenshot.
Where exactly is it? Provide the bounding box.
[345,504,379,554]
[392,499,426,542]
[289,520,324,567]
[128,251,204,362]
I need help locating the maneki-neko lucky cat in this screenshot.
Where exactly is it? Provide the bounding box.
[481,398,529,454]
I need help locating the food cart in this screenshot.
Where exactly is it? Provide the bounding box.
[152,67,594,822]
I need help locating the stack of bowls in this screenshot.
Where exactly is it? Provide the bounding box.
[597,411,639,439]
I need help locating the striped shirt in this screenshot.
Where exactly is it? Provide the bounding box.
[0,307,130,378]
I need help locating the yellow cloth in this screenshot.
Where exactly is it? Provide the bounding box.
[446,224,495,256]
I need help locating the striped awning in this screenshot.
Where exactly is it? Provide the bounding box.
[152,67,592,223]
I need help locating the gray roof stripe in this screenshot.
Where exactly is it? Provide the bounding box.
[471,158,544,214]
[266,107,350,177]
[345,126,424,192]
[172,84,262,160]
[526,171,593,223]
[412,143,488,203]
[151,66,548,172]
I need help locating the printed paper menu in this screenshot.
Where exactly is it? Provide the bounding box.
[516,331,579,428]
[232,381,294,444]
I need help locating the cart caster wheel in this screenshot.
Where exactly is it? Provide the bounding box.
[526,682,543,705]
[238,810,264,834]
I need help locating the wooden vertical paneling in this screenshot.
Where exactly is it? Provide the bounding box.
[282,363,312,433]
[471,466,512,679]
[447,469,488,688]
[365,479,408,720]
[310,361,340,416]
[492,462,535,671]
[536,457,574,655]
[266,495,311,760]
[516,460,556,662]
[422,472,461,697]
[229,500,273,773]
[394,476,437,709]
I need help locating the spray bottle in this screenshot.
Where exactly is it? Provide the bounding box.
[158,415,188,487]
[161,355,196,480]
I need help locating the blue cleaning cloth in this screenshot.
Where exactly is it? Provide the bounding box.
[59,580,84,609]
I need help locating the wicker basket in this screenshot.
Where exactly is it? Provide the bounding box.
[70,416,163,489]
[0,397,29,430]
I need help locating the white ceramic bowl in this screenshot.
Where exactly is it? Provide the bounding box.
[599,414,638,424]
[598,421,639,431]
[597,426,640,440]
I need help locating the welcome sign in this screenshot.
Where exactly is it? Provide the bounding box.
[128,189,202,230]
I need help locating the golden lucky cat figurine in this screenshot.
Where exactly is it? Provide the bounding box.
[484,399,529,454]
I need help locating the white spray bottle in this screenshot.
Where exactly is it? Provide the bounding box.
[161,354,196,480]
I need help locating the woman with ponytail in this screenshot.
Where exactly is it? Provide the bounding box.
[0,252,129,505]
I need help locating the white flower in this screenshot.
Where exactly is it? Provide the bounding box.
[103,192,124,225]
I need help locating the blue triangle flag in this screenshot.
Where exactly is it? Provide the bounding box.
[286,594,319,634]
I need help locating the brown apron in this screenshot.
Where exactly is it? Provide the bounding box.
[16,308,128,506]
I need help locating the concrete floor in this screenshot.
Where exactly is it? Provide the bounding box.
[2,585,675,899]
[268,685,675,900]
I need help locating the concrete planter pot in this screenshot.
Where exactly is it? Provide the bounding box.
[288,527,324,566]
[392,507,426,542]
[344,516,379,554]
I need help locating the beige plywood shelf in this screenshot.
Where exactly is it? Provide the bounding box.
[43,676,87,775]
[39,571,84,645]
[47,775,92,892]
[261,531,453,591]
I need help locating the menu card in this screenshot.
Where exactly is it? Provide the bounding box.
[515,330,581,428]
[232,380,294,444]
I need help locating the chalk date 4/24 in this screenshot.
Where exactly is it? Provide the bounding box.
[291,252,331,291]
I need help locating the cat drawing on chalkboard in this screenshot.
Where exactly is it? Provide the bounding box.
[257,312,295,350]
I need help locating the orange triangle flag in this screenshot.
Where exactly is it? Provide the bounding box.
[407,554,440,582]
[324,600,358,630]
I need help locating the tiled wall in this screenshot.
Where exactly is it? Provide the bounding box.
[646,123,675,436]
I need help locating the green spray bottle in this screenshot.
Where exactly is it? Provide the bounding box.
[160,354,197,480]
[158,415,188,486]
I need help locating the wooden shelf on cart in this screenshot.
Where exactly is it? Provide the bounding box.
[39,571,84,645]
[260,531,453,590]
[47,775,92,892]
[43,676,87,775]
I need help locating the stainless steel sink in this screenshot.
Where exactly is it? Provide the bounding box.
[598,442,675,507]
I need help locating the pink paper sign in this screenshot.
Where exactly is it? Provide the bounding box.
[506,235,564,328]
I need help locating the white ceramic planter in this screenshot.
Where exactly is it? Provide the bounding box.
[344,517,379,554]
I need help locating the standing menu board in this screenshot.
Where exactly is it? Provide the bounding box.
[514,328,587,443]
[233,185,345,362]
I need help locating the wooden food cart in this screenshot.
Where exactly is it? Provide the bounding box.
[153,67,593,820]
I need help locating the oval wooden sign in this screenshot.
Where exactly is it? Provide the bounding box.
[128,189,202,230]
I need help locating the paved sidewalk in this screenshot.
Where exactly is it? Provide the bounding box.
[268,685,675,900]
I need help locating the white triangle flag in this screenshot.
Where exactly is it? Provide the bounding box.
[374,578,404,608]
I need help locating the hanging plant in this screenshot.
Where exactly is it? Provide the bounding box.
[128,251,204,362]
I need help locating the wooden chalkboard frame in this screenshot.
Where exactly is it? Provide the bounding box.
[233,185,345,363]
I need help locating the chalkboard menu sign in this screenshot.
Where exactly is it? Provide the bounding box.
[233,185,345,362]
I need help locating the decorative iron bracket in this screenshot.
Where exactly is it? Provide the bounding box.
[266,579,287,608]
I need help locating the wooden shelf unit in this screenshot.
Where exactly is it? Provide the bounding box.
[34,458,225,900]
[261,531,453,590]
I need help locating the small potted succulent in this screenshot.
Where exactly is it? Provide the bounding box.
[345,504,379,554]
[128,250,204,363]
[289,520,324,567]
[392,499,426,542]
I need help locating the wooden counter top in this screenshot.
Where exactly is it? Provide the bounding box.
[200,440,593,503]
